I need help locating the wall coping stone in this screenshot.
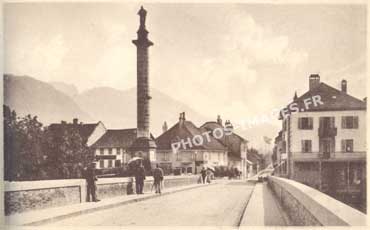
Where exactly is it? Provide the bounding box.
[5,175,198,192]
[5,179,84,192]
[268,176,367,226]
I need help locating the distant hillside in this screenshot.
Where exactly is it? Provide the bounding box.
[4,74,276,147]
[4,74,92,125]
[49,81,79,98]
[75,87,210,136]
[4,74,209,136]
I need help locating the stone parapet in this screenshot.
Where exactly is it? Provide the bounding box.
[5,175,198,215]
[267,176,366,226]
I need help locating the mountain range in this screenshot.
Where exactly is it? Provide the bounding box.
[4,74,209,137]
[4,74,279,148]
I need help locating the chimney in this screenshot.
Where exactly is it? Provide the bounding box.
[341,79,347,93]
[73,118,78,125]
[293,91,298,101]
[162,121,168,133]
[225,120,233,129]
[179,112,185,126]
[217,115,222,126]
[309,74,320,90]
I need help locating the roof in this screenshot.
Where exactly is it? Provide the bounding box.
[155,120,226,151]
[200,121,248,159]
[247,151,263,164]
[274,131,283,143]
[92,129,137,148]
[280,82,366,119]
[92,128,156,149]
[130,137,157,150]
[48,122,99,143]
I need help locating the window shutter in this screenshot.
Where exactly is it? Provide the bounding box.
[349,140,354,152]
[308,140,312,152]
[341,140,346,152]
[301,140,305,152]
[308,118,313,129]
[354,117,359,129]
[330,117,335,128]
[298,118,301,129]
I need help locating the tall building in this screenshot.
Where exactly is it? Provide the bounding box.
[274,74,366,212]
[130,6,157,166]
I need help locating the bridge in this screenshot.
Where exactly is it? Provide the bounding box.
[4,175,366,227]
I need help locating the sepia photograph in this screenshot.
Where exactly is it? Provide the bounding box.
[2,0,368,228]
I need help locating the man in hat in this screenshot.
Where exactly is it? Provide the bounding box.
[135,161,146,194]
[85,163,100,202]
[200,166,207,184]
[153,164,164,194]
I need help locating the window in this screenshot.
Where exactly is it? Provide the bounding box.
[108,160,113,168]
[301,140,312,153]
[341,139,354,152]
[99,160,104,168]
[319,117,335,129]
[342,116,359,129]
[100,148,104,155]
[115,160,121,167]
[117,148,121,155]
[164,153,170,161]
[349,163,363,186]
[298,117,313,129]
[108,148,112,155]
[123,152,128,163]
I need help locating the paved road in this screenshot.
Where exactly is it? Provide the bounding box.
[48,181,254,226]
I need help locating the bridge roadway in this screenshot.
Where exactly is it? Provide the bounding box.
[46,180,287,227]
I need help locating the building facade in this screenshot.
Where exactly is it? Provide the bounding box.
[200,116,249,178]
[155,112,228,174]
[275,74,366,212]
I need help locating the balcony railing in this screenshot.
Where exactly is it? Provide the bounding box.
[318,126,337,137]
[291,151,366,160]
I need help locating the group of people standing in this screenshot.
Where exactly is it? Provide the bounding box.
[228,167,242,179]
[85,162,240,202]
[199,167,213,184]
[133,162,164,194]
[84,161,165,202]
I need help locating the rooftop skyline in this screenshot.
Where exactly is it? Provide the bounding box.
[4,3,367,147]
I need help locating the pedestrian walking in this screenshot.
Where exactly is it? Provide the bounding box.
[200,167,207,184]
[135,161,146,194]
[206,169,212,183]
[153,164,164,194]
[84,163,100,202]
[234,168,239,179]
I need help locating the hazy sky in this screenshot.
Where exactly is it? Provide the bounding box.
[4,3,367,133]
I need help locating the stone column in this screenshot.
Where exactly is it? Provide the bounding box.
[132,6,153,139]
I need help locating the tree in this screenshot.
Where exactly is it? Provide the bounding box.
[4,105,17,180]
[4,105,46,181]
[43,123,94,179]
